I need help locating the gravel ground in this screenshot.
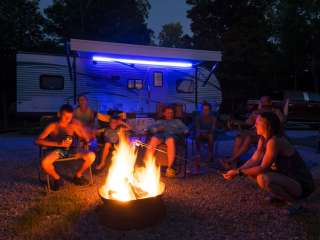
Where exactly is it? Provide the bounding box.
[0,132,319,240]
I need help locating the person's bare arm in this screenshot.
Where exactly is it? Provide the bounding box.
[119,120,132,131]
[241,138,278,176]
[73,122,91,142]
[274,109,285,124]
[239,138,264,170]
[245,111,257,126]
[35,123,62,147]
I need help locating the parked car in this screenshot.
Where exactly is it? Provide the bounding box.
[247,91,320,124]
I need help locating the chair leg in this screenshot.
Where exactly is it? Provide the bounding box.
[183,139,188,178]
[89,166,94,185]
[46,175,51,193]
[191,138,194,156]
[214,140,218,158]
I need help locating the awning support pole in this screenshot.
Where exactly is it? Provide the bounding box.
[194,65,198,111]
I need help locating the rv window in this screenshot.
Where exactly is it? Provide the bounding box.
[135,79,143,89]
[153,72,163,87]
[128,79,135,89]
[176,79,194,93]
[128,79,143,90]
[40,75,64,90]
[111,75,120,81]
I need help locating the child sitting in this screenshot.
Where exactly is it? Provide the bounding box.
[94,114,131,172]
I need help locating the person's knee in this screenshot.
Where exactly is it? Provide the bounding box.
[243,134,253,143]
[235,135,244,144]
[256,173,272,191]
[149,136,160,146]
[84,152,96,164]
[41,158,50,170]
[165,137,175,146]
[41,151,59,170]
[257,173,273,192]
[104,143,111,150]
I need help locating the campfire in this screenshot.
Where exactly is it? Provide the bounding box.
[98,130,166,229]
[99,130,165,201]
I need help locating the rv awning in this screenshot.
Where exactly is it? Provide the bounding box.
[70,39,222,62]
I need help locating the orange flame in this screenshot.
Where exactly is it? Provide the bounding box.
[99,130,164,202]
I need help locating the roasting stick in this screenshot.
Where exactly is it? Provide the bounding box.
[133,140,189,162]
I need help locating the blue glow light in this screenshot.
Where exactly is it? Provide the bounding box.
[92,56,193,68]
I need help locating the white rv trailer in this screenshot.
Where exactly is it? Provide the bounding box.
[17,39,222,115]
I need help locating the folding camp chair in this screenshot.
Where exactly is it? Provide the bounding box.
[38,115,94,192]
[38,140,94,192]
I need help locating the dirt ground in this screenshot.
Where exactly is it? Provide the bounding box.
[0,131,319,240]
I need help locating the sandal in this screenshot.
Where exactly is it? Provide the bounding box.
[165,168,176,178]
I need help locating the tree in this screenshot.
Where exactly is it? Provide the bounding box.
[0,0,45,51]
[186,0,274,96]
[270,0,320,92]
[44,0,153,45]
[158,22,192,48]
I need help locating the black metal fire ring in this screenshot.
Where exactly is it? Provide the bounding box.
[97,190,166,230]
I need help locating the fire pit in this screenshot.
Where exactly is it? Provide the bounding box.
[98,131,166,229]
[98,184,166,230]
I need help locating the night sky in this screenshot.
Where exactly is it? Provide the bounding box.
[39,0,192,38]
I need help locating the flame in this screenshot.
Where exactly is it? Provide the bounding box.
[99,130,164,202]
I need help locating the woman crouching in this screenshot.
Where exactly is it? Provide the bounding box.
[223,111,314,215]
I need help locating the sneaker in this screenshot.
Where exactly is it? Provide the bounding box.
[265,195,286,205]
[73,176,89,186]
[165,168,176,178]
[285,204,305,216]
[51,178,65,191]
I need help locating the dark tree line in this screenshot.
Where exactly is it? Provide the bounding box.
[186,0,320,96]
[0,0,319,96]
[0,0,153,52]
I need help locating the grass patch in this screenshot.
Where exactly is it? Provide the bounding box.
[13,191,85,240]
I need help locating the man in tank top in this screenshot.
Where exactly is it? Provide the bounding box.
[36,104,96,191]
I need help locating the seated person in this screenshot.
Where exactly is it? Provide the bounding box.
[221,96,285,169]
[223,112,314,215]
[95,114,132,172]
[145,106,188,177]
[194,101,216,170]
[73,94,96,128]
[36,104,96,191]
[73,94,98,142]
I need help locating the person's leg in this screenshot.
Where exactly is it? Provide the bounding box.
[256,172,302,202]
[229,134,253,163]
[220,135,245,169]
[145,136,161,159]
[96,143,111,170]
[231,135,245,159]
[75,151,96,178]
[41,150,61,180]
[165,137,175,169]
[194,135,202,169]
[195,135,201,156]
[207,133,214,161]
